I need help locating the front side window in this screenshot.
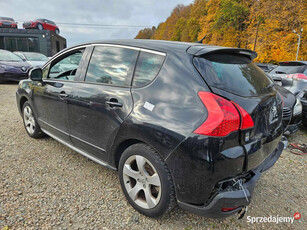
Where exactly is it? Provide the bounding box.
[48,49,84,81]
[132,51,165,87]
[85,46,138,86]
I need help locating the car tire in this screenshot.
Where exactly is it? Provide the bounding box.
[22,102,45,138]
[37,23,43,30]
[55,29,60,35]
[118,143,176,218]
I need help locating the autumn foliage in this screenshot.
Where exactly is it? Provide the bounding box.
[135,0,306,63]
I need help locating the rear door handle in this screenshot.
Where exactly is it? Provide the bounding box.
[106,99,123,108]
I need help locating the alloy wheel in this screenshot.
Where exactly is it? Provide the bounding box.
[122,155,162,209]
[23,105,35,135]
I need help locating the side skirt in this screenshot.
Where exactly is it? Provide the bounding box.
[41,128,117,171]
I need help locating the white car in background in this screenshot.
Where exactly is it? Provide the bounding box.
[14,52,49,68]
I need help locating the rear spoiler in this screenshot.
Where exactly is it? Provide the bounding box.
[187,46,257,60]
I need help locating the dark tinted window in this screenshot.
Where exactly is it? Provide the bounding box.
[194,53,274,96]
[0,37,4,49]
[133,52,165,87]
[27,38,39,52]
[16,37,28,51]
[5,37,17,51]
[85,46,138,85]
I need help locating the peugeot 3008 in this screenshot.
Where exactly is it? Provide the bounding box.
[16,40,284,218]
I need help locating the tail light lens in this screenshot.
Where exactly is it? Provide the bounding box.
[193,92,254,137]
[232,102,254,130]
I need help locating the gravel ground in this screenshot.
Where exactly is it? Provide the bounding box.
[0,83,306,229]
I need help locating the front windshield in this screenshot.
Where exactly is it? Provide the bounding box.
[0,50,23,62]
[24,52,48,61]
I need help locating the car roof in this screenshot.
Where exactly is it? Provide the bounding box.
[66,39,257,59]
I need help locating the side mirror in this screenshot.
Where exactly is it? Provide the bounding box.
[29,68,43,81]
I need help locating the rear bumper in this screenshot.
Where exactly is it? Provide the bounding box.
[178,141,284,218]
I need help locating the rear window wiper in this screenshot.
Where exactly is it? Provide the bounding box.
[275,71,287,74]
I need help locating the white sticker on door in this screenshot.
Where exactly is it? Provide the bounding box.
[144,101,155,111]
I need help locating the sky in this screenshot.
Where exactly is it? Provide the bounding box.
[0,0,193,47]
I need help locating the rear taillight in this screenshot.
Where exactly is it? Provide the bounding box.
[193,92,254,137]
[232,102,254,130]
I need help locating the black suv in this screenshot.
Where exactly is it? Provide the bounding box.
[16,40,284,218]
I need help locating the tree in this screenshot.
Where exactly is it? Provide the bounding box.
[135,0,306,62]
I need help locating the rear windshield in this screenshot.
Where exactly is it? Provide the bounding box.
[269,64,306,74]
[193,53,274,96]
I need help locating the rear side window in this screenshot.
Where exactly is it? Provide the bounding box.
[85,46,138,86]
[132,52,165,87]
[193,53,273,96]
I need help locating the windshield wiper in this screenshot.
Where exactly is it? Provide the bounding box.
[275,71,287,74]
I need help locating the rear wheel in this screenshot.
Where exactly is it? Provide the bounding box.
[22,102,45,138]
[37,23,43,30]
[55,29,60,35]
[118,143,176,218]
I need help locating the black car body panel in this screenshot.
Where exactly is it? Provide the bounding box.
[178,141,284,218]
[16,39,284,218]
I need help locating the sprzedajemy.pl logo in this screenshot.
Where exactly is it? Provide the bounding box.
[247,212,301,224]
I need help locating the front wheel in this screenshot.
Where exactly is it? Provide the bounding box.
[55,29,60,34]
[118,143,176,218]
[22,102,45,138]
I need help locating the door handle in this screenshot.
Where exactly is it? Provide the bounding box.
[106,99,123,108]
[59,92,68,99]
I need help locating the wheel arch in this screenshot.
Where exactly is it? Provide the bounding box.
[19,96,28,112]
[113,139,144,169]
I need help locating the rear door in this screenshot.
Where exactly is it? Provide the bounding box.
[67,45,138,161]
[193,52,283,171]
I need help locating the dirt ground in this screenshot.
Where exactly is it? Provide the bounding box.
[0,83,306,229]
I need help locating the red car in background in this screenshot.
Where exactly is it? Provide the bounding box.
[23,18,60,34]
[0,17,17,28]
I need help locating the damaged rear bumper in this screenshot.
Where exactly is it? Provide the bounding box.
[177,141,284,218]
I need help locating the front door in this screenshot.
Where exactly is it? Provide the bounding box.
[68,45,138,161]
[33,48,86,143]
